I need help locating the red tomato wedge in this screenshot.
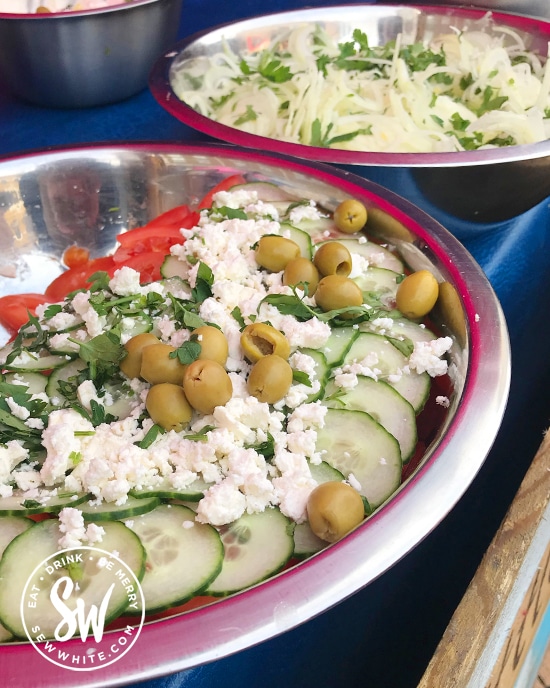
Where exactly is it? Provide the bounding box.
[197,173,247,209]
[141,204,199,231]
[0,293,52,335]
[121,251,167,283]
[44,256,118,302]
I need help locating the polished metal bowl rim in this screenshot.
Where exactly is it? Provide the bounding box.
[0,0,161,19]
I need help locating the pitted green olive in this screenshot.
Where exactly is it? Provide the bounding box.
[191,325,228,366]
[247,354,293,404]
[396,269,439,319]
[333,199,368,234]
[140,343,187,385]
[145,383,193,432]
[119,332,160,379]
[183,359,233,415]
[313,242,353,277]
[307,481,364,543]
[240,323,290,362]
[315,275,364,317]
[283,257,320,295]
[255,235,301,272]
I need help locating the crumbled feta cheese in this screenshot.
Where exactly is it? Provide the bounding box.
[436,396,450,408]
[408,337,453,377]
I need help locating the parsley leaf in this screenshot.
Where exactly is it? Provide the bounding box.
[170,340,202,365]
[292,370,312,387]
[234,105,258,126]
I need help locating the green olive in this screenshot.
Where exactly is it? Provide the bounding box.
[247,354,293,404]
[255,235,301,272]
[307,481,365,543]
[396,269,439,319]
[140,343,187,385]
[315,274,364,317]
[183,359,233,415]
[119,332,160,379]
[333,199,368,234]
[240,323,290,363]
[191,325,228,366]
[145,383,193,432]
[283,257,320,295]
[313,241,353,277]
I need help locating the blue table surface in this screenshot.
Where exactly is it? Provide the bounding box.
[1,2,550,687]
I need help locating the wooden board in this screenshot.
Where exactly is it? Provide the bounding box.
[418,429,550,688]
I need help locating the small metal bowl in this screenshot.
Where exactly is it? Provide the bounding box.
[149,4,550,222]
[0,0,183,108]
[0,142,509,686]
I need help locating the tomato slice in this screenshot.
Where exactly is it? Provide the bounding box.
[116,225,186,248]
[0,293,52,334]
[44,256,117,301]
[121,251,167,283]
[197,174,247,210]
[142,205,199,231]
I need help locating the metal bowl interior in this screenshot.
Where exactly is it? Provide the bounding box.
[0,142,510,687]
[0,0,183,108]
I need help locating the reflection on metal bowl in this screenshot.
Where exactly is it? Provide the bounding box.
[0,0,183,108]
[0,143,509,686]
[149,4,550,222]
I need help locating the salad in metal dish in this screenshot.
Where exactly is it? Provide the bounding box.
[0,176,454,639]
[171,20,550,153]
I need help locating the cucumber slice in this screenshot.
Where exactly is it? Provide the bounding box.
[130,477,212,502]
[383,318,437,344]
[102,380,140,420]
[289,215,337,244]
[161,254,189,280]
[325,376,417,463]
[206,508,294,596]
[280,223,313,260]
[1,347,70,372]
[45,357,87,401]
[316,408,402,508]
[229,181,297,203]
[308,460,344,484]
[3,371,48,396]
[77,495,160,521]
[0,490,89,515]
[321,327,358,367]
[294,347,329,403]
[0,518,145,638]
[353,266,401,298]
[343,332,430,413]
[316,238,404,273]
[0,515,33,555]
[127,504,223,613]
[293,521,328,558]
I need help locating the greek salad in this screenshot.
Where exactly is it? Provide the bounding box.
[0,176,454,639]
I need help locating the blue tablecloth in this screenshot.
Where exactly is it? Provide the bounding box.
[1,2,549,686]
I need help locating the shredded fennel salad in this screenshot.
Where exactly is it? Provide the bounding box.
[171,21,550,153]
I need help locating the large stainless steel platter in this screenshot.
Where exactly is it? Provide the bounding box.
[0,142,509,687]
